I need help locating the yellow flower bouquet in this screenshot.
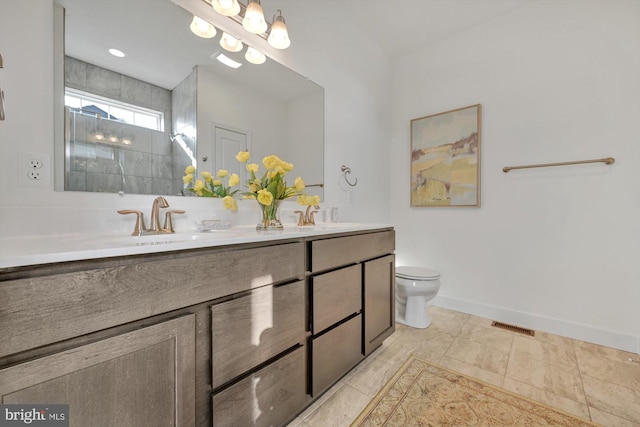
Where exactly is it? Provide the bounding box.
[236,151,307,230]
[182,165,239,212]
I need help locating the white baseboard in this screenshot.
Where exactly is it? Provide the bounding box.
[431,295,639,354]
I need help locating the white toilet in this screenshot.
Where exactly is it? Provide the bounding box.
[395,266,441,328]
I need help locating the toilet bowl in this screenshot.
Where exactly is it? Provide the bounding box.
[395,266,440,328]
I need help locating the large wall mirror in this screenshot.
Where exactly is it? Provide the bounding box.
[54,0,324,198]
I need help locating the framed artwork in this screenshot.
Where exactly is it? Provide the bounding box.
[410,104,481,207]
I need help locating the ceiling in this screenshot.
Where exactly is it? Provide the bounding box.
[341,0,533,59]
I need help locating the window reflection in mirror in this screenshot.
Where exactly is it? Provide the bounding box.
[54,0,324,199]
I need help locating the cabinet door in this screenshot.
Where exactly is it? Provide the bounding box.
[364,255,395,355]
[0,315,196,427]
[211,281,305,389]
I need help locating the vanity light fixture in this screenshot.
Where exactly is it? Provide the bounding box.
[212,0,240,17]
[206,0,292,50]
[245,46,266,64]
[216,53,243,68]
[220,32,244,52]
[108,48,125,58]
[242,0,267,34]
[190,15,217,38]
[267,10,290,49]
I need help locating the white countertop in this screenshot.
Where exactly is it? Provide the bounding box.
[0,223,393,269]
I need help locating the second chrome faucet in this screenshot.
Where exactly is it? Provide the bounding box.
[118,196,185,236]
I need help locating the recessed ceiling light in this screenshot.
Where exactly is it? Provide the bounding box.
[108,48,125,58]
[216,54,242,69]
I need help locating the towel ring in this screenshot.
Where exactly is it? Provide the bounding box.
[341,165,358,187]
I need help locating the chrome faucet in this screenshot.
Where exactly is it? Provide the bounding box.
[149,196,170,233]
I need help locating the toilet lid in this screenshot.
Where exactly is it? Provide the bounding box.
[396,266,440,280]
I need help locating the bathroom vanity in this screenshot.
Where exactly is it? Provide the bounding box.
[0,225,395,426]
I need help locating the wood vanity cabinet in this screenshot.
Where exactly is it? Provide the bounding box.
[308,230,395,396]
[0,228,394,427]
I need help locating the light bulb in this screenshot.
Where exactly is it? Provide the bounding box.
[245,47,266,65]
[242,0,267,34]
[190,15,216,38]
[267,13,290,49]
[220,32,243,52]
[212,0,240,17]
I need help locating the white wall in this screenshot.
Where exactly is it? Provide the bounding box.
[287,90,324,198]
[0,0,391,237]
[197,65,288,167]
[390,0,640,352]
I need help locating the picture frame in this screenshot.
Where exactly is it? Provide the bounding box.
[410,104,481,207]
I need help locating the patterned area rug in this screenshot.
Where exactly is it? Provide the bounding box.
[351,356,599,426]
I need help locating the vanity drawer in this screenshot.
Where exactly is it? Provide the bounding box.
[312,265,361,334]
[212,347,306,427]
[211,280,306,389]
[310,230,395,272]
[311,314,363,396]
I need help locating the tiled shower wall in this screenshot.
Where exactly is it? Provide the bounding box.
[171,68,197,188]
[64,56,183,195]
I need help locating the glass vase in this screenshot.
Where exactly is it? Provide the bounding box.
[256,200,283,231]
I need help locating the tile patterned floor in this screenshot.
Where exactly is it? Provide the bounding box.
[287,306,640,427]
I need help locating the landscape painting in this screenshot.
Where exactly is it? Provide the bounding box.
[410,104,481,207]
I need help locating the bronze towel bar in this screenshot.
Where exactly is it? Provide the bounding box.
[503,157,614,173]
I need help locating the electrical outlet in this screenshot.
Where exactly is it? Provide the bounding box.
[29,159,43,169]
[27,170,42,180]
[19,151,51,187]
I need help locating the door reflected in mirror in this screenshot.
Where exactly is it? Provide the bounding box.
[55,0,324,199]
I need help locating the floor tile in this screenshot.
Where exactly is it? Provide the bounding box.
[432,353,505,388]
[575,340,640,392]
[589,407,640,427]
[502,377,590,420]
[582,374,640,424]
[427,305,470,335]
[445,322,514,375]
[505,350,586,404]
[345,357,399,398]
[510,334,579,370]
[301,383,371,427]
